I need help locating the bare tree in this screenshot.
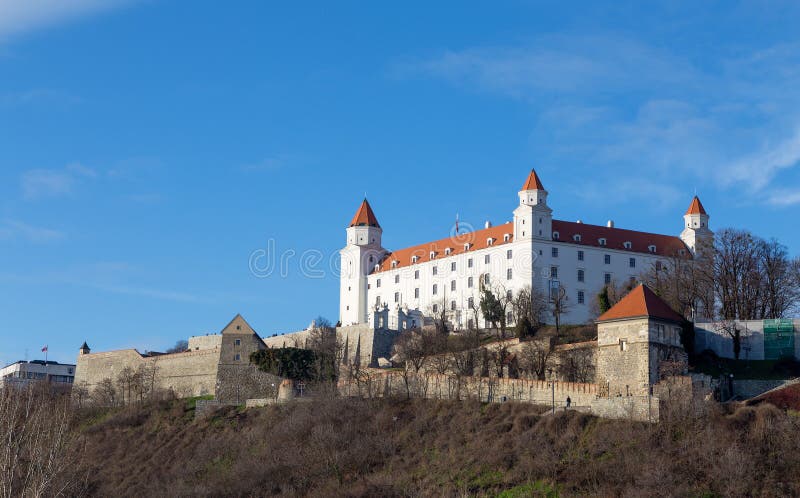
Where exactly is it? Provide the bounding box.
[550,284,571,336]
[512,285,548,328]
[165,340,189,353]
[518,339,553,380]
[307,317,343,382]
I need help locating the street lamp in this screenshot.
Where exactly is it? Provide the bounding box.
[547,368,555,414]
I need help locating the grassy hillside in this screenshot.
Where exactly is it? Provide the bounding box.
[64,395,800,497]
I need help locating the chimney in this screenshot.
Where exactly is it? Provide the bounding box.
[607,220,614,228]
[576,219,583,224]
[484,220,492,229]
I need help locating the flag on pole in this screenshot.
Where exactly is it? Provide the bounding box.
[41,345,48,352]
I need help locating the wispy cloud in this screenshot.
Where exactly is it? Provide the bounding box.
[0,220,64,242]
[400,35,800,208]
[0,0,136,41]
[20,162,95,200]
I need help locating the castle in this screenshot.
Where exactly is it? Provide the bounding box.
[340,169,712,328]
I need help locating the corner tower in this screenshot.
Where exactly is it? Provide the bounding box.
[680,196,712,256]
[340,199,386,326]
[513,168,552,241]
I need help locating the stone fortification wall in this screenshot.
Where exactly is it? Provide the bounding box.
[188,334,222,351]
[262,325,396,367]
[74,348,221,398]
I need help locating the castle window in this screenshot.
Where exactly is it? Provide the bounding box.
[484,254,490,264]
[578,290,585,304]
[414,270,419,279]
[507,268,513,280]
[468,258,473,268]
[432,304,438,313]
[414,288,419,298]
[539,217,542,224]
[619,339,627,352]
[374,264,380,272]
[629,257,636,268]
[412,255,419,264]
[507,311,513,324]
[451,262,456,272]
[552,247,558,257]
[551,266,558,278]
[464,243,472,251]
[623,241,632,249]
[391,261,398,268]
[377,279,381,288]
[503,234,510,242]
[468,297,474,308]
[433,266,439,276]
[450,300,456,311]
[432,284,438,295]
[394,292,399,303]
[553,231,560,240]
[487,238,495,246]
[577,269,584,282]
[395,274,400,284]
[430,251,436,260]
[445,248,452,256]
[234,354,241,361]
[648,245,657,253]
[506,289,512,300]
[507,249,513,259]
[598,238,607,246]
[573,234,582,242]
[451,280,456,291]
[604,273,611,284]
[468,276,474,288]
[484,274,490,285]
[369,256,374,263]
[468,318,474,329]
[236,325,241,330]
[578,250,584,261]
[604,254,611,264]
[234,339,241,346]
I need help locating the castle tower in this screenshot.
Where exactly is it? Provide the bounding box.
[595,285,688,396]
[680,196,712,256]
[513,169,552,241]
[79,342,91,355]
[340,199,386,326]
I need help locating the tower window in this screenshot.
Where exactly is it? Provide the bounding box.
[578,291,585,304]
[577,269,584,282]
[604,273,611,284]
[507,268,513,280]
[414,288,419,298]
[432,284,438,295]
[468,258,473,268]
[468,276,474,288]
[629,257,636,268]
[414,270,419,280]
[552,247,558,258]
[620,339,627,352]
[507,249,513,259]
[394,292,399,303]
[604,254,611,265]
[450,300,456,311]
[451,262,456,272]
[551,266,558,278]
[432,266,438,276]
[578,250,584,261]
[377,279,381,288]
[395,274,400,283]
[451,280,456,291]
[432,304,438,313]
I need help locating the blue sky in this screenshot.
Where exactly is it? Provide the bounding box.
[1,1,799,366]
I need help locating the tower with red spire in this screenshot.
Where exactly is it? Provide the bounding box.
[680,196,712,255]
[514,168,552,242]
[340,199,386,326]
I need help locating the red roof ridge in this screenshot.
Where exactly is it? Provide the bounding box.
[685,196,707,215]
[375,223,514,273]
[349,199,381,228]
[597,284,684,323]
[521,169,545,191]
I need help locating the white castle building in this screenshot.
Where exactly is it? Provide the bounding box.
[339,170,712,328]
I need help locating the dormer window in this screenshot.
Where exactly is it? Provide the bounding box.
[487,237,495,246]
[648,245,657,253]
[598,238,607,246]
[464,243,472,251]
[552,231,560,240]
[430,251,437,260]
[391,261,398,268]
[374,264,380,272]
[623,241,632,249]
[411,255,419,264]
[445,248,452,256]
[573,234,581,242]
[503,234,510,242]
[679,249,686,256]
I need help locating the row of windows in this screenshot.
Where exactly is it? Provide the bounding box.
[385,288,591,311]
[550,247,637,268]
[376,262,514,288]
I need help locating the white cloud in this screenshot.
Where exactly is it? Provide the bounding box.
[20,163,95,200]
[0,220,64,242]
[766,188,800,207]
[403,35,800,207]
[0,0,136,41]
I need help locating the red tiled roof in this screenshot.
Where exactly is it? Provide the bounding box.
[375,223,514,273]
[597,284,685,323]
[685,196,707,215]
[349,199,381,228]
[521,168,545,191]
[551,220,690,257]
